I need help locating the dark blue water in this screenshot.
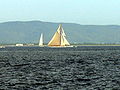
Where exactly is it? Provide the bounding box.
[0,46,120,89]
[1,46,120,51]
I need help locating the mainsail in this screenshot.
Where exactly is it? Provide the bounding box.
[39,33,43,46]
[48,24,70,46]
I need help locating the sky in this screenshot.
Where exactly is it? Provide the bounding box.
[0,0,120,25]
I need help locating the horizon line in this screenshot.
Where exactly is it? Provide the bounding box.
[0,20,120,26]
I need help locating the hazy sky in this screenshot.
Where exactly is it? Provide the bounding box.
[0,0,120,25]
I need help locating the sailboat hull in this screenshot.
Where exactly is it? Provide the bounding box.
[48,45,73,47]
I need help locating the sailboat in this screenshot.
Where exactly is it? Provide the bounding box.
[39,33,43,46]
[48,24,70,47]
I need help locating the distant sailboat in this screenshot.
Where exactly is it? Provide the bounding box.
[48,24,70,47]
[39,33,43,46]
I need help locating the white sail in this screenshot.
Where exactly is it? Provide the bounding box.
[48,24,70,46]
[39,33,43,46]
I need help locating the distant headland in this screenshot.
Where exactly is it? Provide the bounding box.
[0,21,120,44]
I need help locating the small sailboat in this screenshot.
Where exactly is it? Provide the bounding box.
[0,46,5,48]
[48,24,70,47]
[39,33,44,46]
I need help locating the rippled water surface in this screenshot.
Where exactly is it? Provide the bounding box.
[0,46,120,90]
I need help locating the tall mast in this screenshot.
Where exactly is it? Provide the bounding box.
[59,24,62,45]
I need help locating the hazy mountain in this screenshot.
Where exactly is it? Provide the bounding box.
[0,21,120,44]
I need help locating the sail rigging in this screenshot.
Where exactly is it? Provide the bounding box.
[48,24,70,46]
